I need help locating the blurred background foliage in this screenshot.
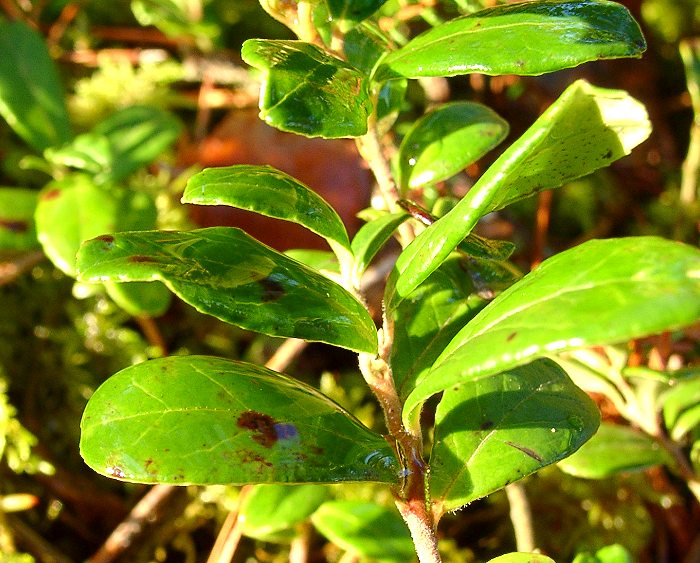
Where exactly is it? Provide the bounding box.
[0,0,699,561]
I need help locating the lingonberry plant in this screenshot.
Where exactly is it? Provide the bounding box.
[4,1,700,561]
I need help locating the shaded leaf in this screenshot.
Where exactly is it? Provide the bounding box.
[558,423,671,478]
[76,228,377,353]
[376,0,645,80]
[311,501,414,561]
[387,80,650,309]
[661,372,700,441]
[46,106,181,184]
[0,188,39,251]
[430,359,599,513]
[403,237,700,427]
[242,40,371,138]
[183,165,350,250]
[0,20,72,151]
[240,484,328,540]
[398,102,508,190]
[328,0,387,24]
[80,355,399,484]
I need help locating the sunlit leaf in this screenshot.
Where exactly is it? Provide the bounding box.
[0,188,39,251]
[0,20,72,151]
[80,356,399,484]
[311,501,414,560]
[488,553,556,563]
[350,212,408,282]
[376,0,645,80]
[398,102,508,190]
[403,237,700,427]
[661,372,700,441]
[558,423,671,478]
[430,359,599,513]
[242,40,371,138]
[387,80,651,309]
[183,165,350,250]
[103,280,172,317]
[76,228,377,353]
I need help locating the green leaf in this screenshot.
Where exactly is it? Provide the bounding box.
[182,165,350,250]
[403,237,700,427]
[241,40,371,138]
[80,355,398,484]
[0,188,39,251]
[344,23,393,75]
[391,255,488,400]
[240,484,328,540]
[103,281,172,317]
[46,106,181,184]
[661,372,700,441]
[398,102,508,190]
[375,0,645,80]
[0,20,72,151]
[350,212,408,282]
[558,423,671,479]
[311,501,414,561]
[76,228,377,353]
[487,554,556,563]
[35,176,118,276]
[387,80,651,310]
[572,544,634,563]
[284,249,339,274]
[430,359,599,513]
[327,0,387,23]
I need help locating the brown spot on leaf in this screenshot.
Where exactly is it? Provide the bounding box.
[40,189,61,200]
[480,420,494,430]
[507,332,517,342]
[259,276,286,302]
[505,441,543,462]
[129,255,156,263]
[0,219,28,233]
[237,410,278,448]
[95,234,115,243]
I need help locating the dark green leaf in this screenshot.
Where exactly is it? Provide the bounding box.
[35,176,118,276]
[241,40,371,138]
[376,0,645,80]
[398,102,508,190]
[0,188,39,251]
[343,23,393,75]
[403,237,700,427]
[0,20,72,151]
[430,359,599,513]
[104,281,172,317]
[76,228,377,353]
[558,423,671,478]
[46,106,181,183]
[661,372,700,441]
[327,0,387,23]
[80,355,398,484]
[350,212,408,282]
[391,255,487,400]
[240,484,328,540]
[311,501,414,560]
[386,81,651,309]
[183,165,350,250]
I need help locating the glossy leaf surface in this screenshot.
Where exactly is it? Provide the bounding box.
[398,102,508,190]
[240,484,328,540]
[311,501,414,560]
[430,359,599,513]
[376,0,645,80]
[45,106,181,183]
[76,228,377,353]
[327,0,387,23]
[0,20,72,151]
[35,176,118,276]
[350,212,408,281]
[241,40,371,138]
[558,423,670,478]
[662,373,700,441]
[0,188,39,251]
[183,165,350,250]
[403,237,700,426]
[103,280,172,318]
[387,80,651,309]
[80,356,398,484]
[391,255,487,400]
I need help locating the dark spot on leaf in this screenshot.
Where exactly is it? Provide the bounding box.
[106,465,125,478]
[505,441,543,462]
[237,449,273,469]
[237,410,278,447]
[507,332,517,342]
[310,445,324,455]
[602,148,613,159]
[96,234,115,243]
[515,60,525,68]
[480,420,494,430]
[41,189,61,200]
[0,219,28,233]
[129,255,156,263]
[259,276,286,302]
